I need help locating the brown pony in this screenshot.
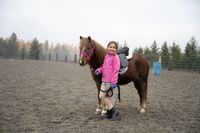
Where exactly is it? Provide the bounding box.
[79,36,149,113]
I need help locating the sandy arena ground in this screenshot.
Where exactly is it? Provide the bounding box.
[0,59,199,133]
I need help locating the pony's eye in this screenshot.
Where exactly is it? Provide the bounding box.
[79,46,83,50]
[85,47,90,53]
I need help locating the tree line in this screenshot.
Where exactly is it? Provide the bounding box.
[132,37,200,71]
[0,33,199,71]
[0,33,78,62]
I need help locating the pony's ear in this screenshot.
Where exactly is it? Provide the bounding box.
[80,36,83,40]
[88,36,91,42]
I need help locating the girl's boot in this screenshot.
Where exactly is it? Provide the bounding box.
[108,107,120,120]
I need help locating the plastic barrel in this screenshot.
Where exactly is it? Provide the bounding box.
[152,62,161,75]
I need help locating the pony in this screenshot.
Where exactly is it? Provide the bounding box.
[79,36,149,114]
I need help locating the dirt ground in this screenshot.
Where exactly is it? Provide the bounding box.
[0,59,199,133]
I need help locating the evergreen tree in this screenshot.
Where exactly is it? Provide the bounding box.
[143,46,151,61]
[21,44,27,60]
[123,41,128,47]
[74,53,77,63]
[170,42,181,68]
[29,38,41,60]
[61,45,68,61]
[184,37,198,64]
[44,40,49,60]
[197,46,200,69]
[150,41,159,62]
[55,43,60,61]
[6,33,19,58]
[138,47,143,54]
[161,41,170,67]
[133,48,138,53]
[133,47,143,54]
[49,53,51,61]
[0,37,5,57]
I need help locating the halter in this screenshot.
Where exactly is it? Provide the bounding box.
[80,42,95,62]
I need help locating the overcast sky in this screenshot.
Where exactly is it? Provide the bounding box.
[0,0,200,52]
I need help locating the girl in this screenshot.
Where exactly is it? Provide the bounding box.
[95,41,120,119]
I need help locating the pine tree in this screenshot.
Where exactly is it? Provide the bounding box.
[143,46,151,61]
[170,42,181,68]
[197,46,200,70]
[6,33,19,58]
[21,44,26,60]
[161,41,170,67]
[150,41,159,62]
[133,47,144,54]
[185,37,198,56]
[133,48,138,53]
[29,38,41,60]
[0,37,5,57]
[44,40,49,60]
[138,47,143,54]
[183,37,199,69]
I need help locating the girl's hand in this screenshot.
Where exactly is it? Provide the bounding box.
[111,83,117,89]
[94,70,99,76]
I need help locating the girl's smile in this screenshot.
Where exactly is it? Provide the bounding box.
[108,43,117,54]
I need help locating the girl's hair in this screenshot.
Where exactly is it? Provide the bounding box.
[107,41,118,49]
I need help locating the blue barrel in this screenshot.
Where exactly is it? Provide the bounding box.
[152,62,161,75]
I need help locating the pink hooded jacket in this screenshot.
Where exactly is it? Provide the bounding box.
[97,52,120,84]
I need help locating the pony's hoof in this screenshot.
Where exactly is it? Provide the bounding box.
[95,110,101,115]
[95,107,102,115]
[137,107,146,113]
[139,108,146,114]
[101,109,107,116]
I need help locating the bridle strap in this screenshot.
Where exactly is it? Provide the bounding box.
[80,42,95,61]
[80,51,92,61]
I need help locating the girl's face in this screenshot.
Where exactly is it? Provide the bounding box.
[108,43,117,54]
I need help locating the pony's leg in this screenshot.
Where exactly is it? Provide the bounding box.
[134,80,147,113]
[101,103,107,116]
[100,95,114,116]
[94,82,108,115]
[95,98,107,115]
[95,89,102,115]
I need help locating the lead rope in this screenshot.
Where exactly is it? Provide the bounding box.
[91,67,121,102]
[104,85,121,102]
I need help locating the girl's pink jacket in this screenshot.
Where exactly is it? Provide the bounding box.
[97,52,120,84]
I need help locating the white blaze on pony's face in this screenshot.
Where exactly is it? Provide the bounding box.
[79,45,86,66]
[79,36,94,66]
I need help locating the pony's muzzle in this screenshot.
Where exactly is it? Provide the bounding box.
[79,58,86,66]
[79,59,83,66]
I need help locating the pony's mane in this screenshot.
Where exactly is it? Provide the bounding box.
[93,40,107,66]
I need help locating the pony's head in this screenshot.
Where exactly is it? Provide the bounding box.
[79,36,95,66]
